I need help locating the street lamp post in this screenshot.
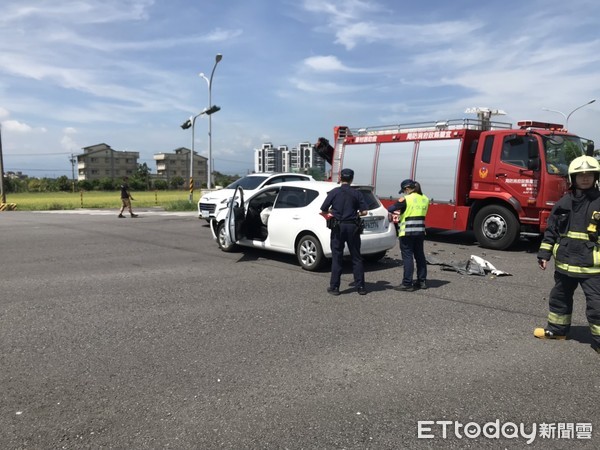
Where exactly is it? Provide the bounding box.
[542,99,596,130]
[199,53,223,189]
[181,105,221,202]
[0,124,5,204]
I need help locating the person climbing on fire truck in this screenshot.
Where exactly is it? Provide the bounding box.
[388,179,429,291]
[535,155,600,355]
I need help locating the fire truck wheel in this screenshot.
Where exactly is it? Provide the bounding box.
[296,234,324,271]
[473,205,519,250]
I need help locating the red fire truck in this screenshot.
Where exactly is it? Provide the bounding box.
[314,109,595,249]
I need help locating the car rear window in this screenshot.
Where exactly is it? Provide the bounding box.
[356,189,381,210]
[275,187,320,208]
[226,176,269,190]
[264,175,310,186]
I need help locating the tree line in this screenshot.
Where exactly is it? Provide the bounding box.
[2,164,241,193]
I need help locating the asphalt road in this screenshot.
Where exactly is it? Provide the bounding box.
[1,209,598,449]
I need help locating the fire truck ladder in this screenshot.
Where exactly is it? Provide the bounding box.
[347,118,512,136]
[331,127,348,178]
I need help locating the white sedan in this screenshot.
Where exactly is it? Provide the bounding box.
[198,172,314,221]
[209,181,397,271]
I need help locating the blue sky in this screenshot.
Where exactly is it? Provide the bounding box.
[1,0,599,178]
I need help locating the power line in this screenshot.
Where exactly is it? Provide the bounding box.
[214,156,252,163]
[4,152,73,156]
[5,153,251,162]
[6,167,70,172]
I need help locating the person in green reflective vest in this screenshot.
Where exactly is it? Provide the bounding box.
[387,179,429,291]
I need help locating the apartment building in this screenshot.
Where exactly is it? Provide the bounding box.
[77,143,139,181]
[153,147,208,188]
[297,141,326,173]
[254,142,325,174]
[255,143,282,173]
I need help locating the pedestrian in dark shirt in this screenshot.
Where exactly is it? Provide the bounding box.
[320,168,369,296]
[118,176,138,218]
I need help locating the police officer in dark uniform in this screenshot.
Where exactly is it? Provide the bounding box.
[320,168,369,296]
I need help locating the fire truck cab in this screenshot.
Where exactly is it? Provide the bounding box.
[314,111,594,250]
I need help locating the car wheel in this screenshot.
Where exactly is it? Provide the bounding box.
[296,234,324,271]
[473,204,519,250]
[363,251,387,263]
[217,221,238,252]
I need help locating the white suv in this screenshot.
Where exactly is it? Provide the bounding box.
[209,181,397,271]
[198,173,315,221]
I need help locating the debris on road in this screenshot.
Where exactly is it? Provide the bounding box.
[427,254,512,276]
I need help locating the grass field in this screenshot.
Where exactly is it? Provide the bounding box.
[2,190,201,211]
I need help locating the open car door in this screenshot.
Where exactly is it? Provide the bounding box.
[224,186,245,246]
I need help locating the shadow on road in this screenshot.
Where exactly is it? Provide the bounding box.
[363,278,451,293]
[425,228,542,254]
[569,325,596,347]
[233,247,397,274]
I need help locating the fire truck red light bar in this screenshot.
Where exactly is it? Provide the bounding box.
[517,120,564,130]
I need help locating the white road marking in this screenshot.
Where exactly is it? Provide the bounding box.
[33,209,198,217]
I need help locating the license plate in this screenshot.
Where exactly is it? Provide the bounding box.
[363,218,379,230]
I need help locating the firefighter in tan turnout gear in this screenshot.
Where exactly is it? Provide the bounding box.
[535,155,600,354]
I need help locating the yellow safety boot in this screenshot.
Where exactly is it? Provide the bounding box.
[534,328,567,340]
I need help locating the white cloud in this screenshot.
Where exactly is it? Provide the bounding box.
[0,0,154,25]
[2,120,33,133]
[301,0,479,50]
[41,27,242,52]
[61,134,80,152]
[333,19,482,50]
[301,0,381,23]
[205,28,243,43]
[289,77,365,94]
[303,56,352,72]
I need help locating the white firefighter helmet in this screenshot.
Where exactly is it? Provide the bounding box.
[568,156,600,176]
[568,155,600,185]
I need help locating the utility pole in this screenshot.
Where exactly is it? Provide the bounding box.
[0,124,6,204]
[180,105,221,202]
[69,153,76,192]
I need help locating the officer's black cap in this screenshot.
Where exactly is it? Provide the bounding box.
[399,178,416,193]
[340,168,354,180]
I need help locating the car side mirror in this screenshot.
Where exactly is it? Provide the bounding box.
[586,142,595,156]
[528,139,539,159]
[526,139,540,171]
[470,139,478,154]
[528,158,540,171]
